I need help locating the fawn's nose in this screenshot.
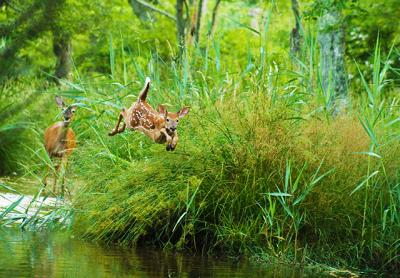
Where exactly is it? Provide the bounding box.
[170,127,176,131]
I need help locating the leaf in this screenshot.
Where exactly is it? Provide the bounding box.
[350,171,379,196]
[358,115,379,147]
[293,168,334,206]
[352,152,382,159]
[0,196,24,221]
[266,192,292,197]
[225,17,260,35]
[386,118,400,127]
[172,211,187,233]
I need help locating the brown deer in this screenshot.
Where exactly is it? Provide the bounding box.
[43,96,77,195]
[108,78,189,151]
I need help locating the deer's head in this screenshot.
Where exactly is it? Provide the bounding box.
[158,105,189,134]
[55,96,77,123]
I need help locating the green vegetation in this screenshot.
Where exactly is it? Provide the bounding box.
[0,0,399,275]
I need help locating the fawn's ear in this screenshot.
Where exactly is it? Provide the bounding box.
[158,105,167,117]
[55,96,65,108]
[178,107,190,118]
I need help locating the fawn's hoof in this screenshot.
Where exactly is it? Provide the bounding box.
[166,144,176,151]
[108,130,115,136]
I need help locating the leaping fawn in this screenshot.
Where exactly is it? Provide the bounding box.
[44,96,77,195]
[108,78,189,151]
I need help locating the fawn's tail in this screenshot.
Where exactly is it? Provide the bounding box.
[138,77,151,102]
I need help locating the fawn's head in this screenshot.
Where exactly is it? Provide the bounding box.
[158,105,190,133]
[55,96,77,123]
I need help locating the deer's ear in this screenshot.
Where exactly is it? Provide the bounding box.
[55,96,65,108]
[178,107,190,118]
[158,105,167,117]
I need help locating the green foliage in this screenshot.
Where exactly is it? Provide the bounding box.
[346,0,400,91]
[68,65,399,271]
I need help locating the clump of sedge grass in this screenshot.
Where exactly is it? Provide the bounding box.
[71,88,399,272]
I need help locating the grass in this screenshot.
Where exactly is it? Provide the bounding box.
[0,18,399,275]
[69,90,398,271]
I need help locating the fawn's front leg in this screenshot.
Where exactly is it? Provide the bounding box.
[166,133,178,151]
[160,128,173,145]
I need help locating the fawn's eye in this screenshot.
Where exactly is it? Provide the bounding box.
[166,119,170,122]
[176,120,179,123]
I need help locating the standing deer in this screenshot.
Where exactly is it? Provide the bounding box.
[108,77,189,151]
[43,96,77,195]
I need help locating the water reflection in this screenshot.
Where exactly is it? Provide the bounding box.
[0,228,324,277]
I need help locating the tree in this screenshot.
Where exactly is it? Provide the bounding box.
[317,0,348,115]
[208,0,221,38]
[52,30,72,83]
[189,0,206,45]
[0,0,66,84]
[176,0,188,58]
[290,0,301,58]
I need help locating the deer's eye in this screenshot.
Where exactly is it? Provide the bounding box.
[176,120,179,123]
[166,119,170,122]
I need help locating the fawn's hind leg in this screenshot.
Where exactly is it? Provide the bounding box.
[108,111,125,136]
[117,122,126,133]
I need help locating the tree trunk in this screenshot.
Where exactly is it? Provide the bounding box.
[194,0,203,44]
[318,4,348,116]
[208,0,221,37]
[176,0,186,58]
[290,0,301,58]
[53,33,72,83]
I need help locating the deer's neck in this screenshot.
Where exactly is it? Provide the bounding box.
[62,120,70,128]
[58,121,70,141]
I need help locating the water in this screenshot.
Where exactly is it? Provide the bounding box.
[0,228,324,278]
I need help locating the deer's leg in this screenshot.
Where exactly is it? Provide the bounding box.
[53,162,62,195]
[60,156,69,197]
[117,122,126,133]
[167,133,179,151]
[117,108,128,133]
[108,112,124,136]
[42,164,50,187]
[159,128,173,145]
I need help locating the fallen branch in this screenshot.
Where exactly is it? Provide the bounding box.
[136,0,176,21]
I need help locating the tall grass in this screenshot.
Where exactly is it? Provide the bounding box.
[46,34,397,273]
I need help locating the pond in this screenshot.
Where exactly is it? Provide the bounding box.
[0,228,325,278]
